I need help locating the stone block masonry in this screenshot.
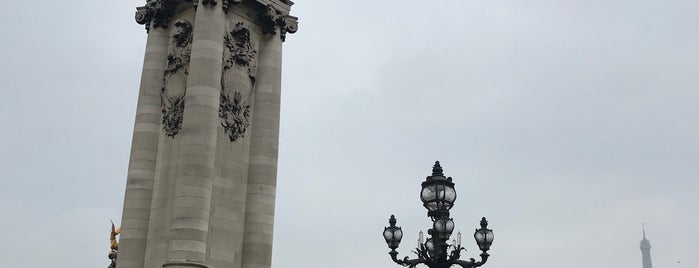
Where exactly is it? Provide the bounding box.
[118,1,297,268]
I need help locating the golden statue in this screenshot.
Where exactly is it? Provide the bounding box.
[110,221,121,250]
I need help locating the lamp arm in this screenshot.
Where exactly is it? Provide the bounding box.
[447,246,465,262]
[450,252,489,268]
[389,250,427,268]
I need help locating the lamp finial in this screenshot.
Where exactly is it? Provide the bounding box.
[432,161,444,176]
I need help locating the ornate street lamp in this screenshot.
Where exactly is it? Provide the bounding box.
[382,161,494,268]
[384,215,403,250]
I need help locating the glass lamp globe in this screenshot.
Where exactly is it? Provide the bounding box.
[434,218,455,238]
[420,162,457,217]
[474,217,494,252]
[425,238,435,255]
[383,215,403,250]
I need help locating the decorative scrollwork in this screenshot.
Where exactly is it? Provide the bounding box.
[280,15,299,42]
[390,246,488,268]
[219,92,251,142]
[134,0,175,32]
[258,4,298,42]
[224,22,258,85]
[389,251,426,268]
[450,253,489,268]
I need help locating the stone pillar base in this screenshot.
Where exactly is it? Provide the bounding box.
[162,260,210,268]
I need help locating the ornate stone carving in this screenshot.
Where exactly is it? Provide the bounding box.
[222,0,242,13]
[135,0,175,32]
[259,5,282,35]
[165,20,193,76]
[280,15,299,42]
[202,0,218,7]
[219,92,251,142]
[161,20,193,138]
[224,22,258,85]
[161,94,185,138]
[258,4,298,41]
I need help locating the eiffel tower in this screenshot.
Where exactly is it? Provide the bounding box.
[640,224,653,268]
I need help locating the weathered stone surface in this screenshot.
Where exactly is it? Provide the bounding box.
[117,1,296,268]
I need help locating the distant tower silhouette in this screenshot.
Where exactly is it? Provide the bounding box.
[640,224,653,268]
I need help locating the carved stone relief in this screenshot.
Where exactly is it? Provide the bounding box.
[161,95,185,138]
[165,20,193,77]
[259,4,298,41]
[220,22,256,142]
[135,0,175,32]
[161,20,193,138]
[219,92,251,142]
[224,22,258,85]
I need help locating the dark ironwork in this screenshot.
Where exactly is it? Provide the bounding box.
[383,161,494,268]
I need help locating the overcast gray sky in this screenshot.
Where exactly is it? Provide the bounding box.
[0,0,697,267]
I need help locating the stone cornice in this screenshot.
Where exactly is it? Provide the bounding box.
[254,0,293,12]
[135,0,298,40]
[193,0,242,11]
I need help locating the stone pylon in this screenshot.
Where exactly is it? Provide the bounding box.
[116,1,297,268]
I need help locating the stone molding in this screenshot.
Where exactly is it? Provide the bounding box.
[162,261,210,268]
[192,0,243,12]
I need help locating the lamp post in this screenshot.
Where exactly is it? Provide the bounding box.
[383,161,494,268]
